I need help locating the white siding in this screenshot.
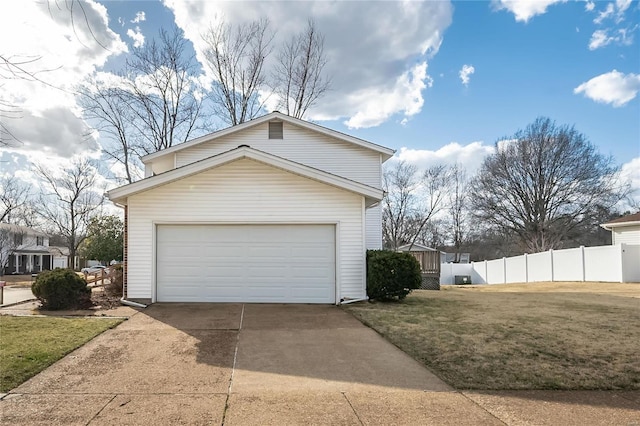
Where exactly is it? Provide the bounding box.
[150,155,174,175]
[612,226,640,245]
[365,204,382,249]
[127,158,365,302]
[172,122,381,187]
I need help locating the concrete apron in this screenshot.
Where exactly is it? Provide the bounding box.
[1,304,639,425]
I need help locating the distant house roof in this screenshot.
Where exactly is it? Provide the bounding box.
[48,246,70,256]
[0,223,48,237]
[397,243,439,252]
[601,212,640,230]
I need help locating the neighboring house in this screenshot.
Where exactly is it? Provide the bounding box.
[107,112,394,304]
[48,246,71,269]
[0,223,51,274]
[600,212,640,245]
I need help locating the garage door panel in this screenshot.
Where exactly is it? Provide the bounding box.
[156,224,335,303]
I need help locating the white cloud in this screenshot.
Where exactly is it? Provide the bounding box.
[574,70,640,107]
[589,23,637,51]
[620,157,640,209]
[616,0,633,15]
[127,26,145,48]
[131,11,146,24]
[459,64,475,87]
[344,62,431,129]
[390,142,495,174]
[492,0,567,23]
[589,29,616,49]
[594,0,632,24]
[585,1,595,12]
[594,3,616,24]
[163,0,453,128]
[0,1,127,159]
[2,107,99,158]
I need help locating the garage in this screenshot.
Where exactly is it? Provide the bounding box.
[156,224,336,303]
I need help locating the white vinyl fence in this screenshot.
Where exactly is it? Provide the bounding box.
[440,244,640,285]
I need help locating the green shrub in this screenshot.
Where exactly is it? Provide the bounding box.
[366,250,422,301]
[32,269,92,310]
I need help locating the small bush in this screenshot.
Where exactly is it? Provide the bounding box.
[366,250,422,301]
[32,269,92,310]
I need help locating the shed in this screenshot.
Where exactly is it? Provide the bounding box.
[397,243,441,290]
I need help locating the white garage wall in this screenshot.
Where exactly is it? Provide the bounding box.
[127,158,365,302]
[365,204,382,250]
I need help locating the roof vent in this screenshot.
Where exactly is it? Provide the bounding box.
[269,121,283,139]
[238,144,250,148]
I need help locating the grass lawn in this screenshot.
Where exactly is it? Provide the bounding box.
[0,316,123,392]
[344,282,640,390]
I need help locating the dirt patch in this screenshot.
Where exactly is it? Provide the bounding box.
[89,286,123,310]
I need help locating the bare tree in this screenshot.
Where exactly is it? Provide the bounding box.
[0,175,31,223]
[273,19,331,119]
[79,83,141,184]
[471,117,626,253]
[34,158,104,267]
[202,18,273,125]
[125,27,204,154]
[382,161,419,250]
[382,161,451,250]
[404,165,451,250]
[447,164,468,261]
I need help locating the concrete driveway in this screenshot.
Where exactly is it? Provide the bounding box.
[1,304,638,425]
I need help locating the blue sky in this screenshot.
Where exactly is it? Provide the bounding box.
[1,0,639,203]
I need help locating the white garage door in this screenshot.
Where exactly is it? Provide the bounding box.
[156,224,336,303]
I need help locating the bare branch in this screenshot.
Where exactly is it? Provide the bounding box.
[123,26,205,152]
[202,18,274,125]
[273,19,331,119]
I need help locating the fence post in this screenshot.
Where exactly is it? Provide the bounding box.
[503,257,507,284]
[484,260,488,284]
[619,243,625,283]
[580,246,585,282]
[549,249,554,282]
[524,253,528,283]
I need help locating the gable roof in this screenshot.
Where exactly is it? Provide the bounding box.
[601,212,640,229]
[140,112,395,164]
[397,243,440,252]
[0,223,48,237]
[108,145,384,206]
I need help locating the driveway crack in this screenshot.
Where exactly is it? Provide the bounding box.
[86,394,117,425]
[341,392,364,425]
[459,392,508,425]
[221,303,244,426]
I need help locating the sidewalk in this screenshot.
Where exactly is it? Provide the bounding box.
[0,286,36,307]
